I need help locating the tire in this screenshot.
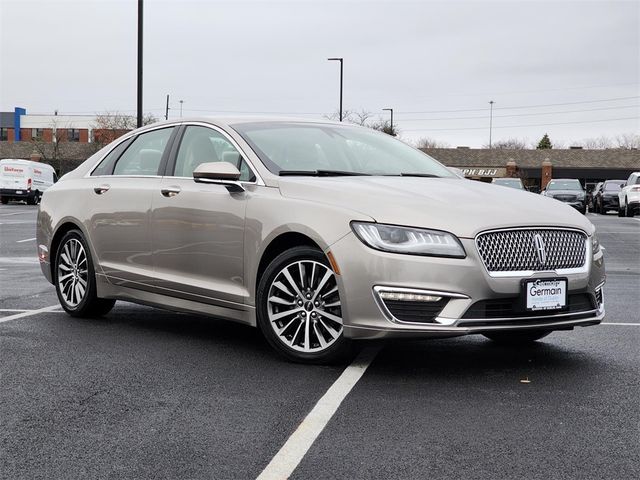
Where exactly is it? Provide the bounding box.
[618,205,625,217]
[26,193,37,205]
[625,200,634,217]
[483,330,551,344]
[0,197,7,205]
[54,230,115,317]
[256,246,352,364]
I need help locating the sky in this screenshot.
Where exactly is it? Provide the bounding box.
[0,0,638,147]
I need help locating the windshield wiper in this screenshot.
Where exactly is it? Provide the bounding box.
[398,173,440,178]
[278,170,371,177]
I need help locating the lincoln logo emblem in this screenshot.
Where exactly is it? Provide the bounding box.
[533,234,547,266]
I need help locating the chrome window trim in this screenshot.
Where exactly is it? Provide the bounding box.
[176,122,265,186]
[85,122,183,178]
[474,226,590,278]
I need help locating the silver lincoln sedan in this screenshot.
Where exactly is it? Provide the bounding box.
[37,118,605,363]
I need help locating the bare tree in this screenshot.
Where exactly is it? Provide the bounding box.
[576,135,613,149]
[614,132,640,149]
[482,137,528,149]
[415,137,450,149]
[324,109,373,126]
[31,117,67,174]
[370,119,398,137]
[92,111,158,148]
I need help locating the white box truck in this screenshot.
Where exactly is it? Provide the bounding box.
[0,159,57,205]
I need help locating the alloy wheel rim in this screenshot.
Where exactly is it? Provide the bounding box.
[267,260,343,353]
[57,238,88,308]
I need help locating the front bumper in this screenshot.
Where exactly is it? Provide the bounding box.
[601,196,619,210]
[329,232,605,340]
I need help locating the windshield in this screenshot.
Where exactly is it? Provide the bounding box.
[232,122,455,177]
[493,178,523,189]
[604,182,623,191]
[547,180,583,191]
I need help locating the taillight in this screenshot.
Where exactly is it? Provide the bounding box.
[631,186,640,192]
[27,178,32,190]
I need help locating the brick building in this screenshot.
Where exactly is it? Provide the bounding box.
[0,107,129,145]
[421,147,640,192]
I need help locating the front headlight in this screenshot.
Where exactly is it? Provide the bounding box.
[592,233,601,255]
[351,222,466,258]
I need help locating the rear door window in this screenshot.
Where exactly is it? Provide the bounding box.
[111,128,175,176]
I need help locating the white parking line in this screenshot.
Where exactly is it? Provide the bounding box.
[0,211,31,216]
[0,305,62,324]
[256,345,381,480]
[16,237,36,243]
[601,322,640,326]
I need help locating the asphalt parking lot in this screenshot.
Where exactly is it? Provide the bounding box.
[1,203,638,480]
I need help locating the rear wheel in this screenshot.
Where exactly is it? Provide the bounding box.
[0,197,7,205]
[625,200,634,217]
[483,330,550,344]
[256,246,351,364]
[618,204,625,217]
[54,230,115,317]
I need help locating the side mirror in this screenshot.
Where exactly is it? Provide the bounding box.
[193,162,244,192]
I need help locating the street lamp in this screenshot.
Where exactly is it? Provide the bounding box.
[383,108,394,134]
[327,57,343,121]
[179,100,184,118]
[489,100,494,149]
[137,0,143,128]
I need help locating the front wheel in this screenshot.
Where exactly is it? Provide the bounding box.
[256,246,351,364]
[54,230,115,317]
[483,330,551,344]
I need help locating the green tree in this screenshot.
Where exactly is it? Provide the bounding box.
[537,133,553,149]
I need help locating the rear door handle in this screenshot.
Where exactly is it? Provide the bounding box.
[161,186,181,197]
[94,184,110,195]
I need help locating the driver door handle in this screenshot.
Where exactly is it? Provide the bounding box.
[94,184,110,195]
[161,186,181,197]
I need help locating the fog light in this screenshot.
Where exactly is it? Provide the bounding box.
[378,292,442,302]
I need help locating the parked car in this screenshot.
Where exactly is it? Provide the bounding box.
[0,159,57,205]
[491,177,525,190]
[594,180,625,214]
[541,179,587,214]
[589,182,603,212]
[618,171,640,217]
[36,119,605,363]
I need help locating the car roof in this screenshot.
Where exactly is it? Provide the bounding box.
[134,116,351,132]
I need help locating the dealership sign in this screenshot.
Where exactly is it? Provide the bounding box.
[461,167,506,178]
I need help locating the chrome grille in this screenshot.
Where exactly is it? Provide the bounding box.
[476,228,587,273]
[553,194,578,202]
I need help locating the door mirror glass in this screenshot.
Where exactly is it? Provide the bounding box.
[193,162,241,181]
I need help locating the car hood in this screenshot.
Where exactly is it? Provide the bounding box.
[278,177,594,238]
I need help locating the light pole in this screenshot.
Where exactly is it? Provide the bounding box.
[327,58,343,121]
[489,100,494,149]
[383,108,394,135]
[179,100,184,118]
[136,0,143,128]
